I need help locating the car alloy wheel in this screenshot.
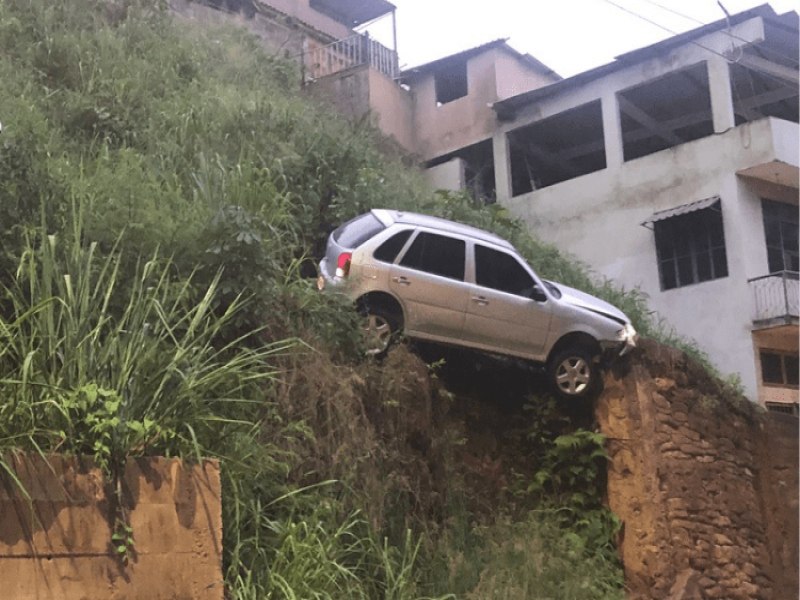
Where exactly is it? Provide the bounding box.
[555,355,592,395]
[363,313,393,356]
[548,346,598,399]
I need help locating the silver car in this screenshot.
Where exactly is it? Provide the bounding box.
[318,209,637,398]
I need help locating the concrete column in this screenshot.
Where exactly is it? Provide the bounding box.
[707,57,736,133]
[492,131,513,203]
[601,91,624,168]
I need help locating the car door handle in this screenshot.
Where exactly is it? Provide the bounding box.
[392,276,411,285]
[471,296,489,306]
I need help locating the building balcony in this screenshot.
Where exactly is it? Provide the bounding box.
[303,33,398,82]
[749,270,799,328]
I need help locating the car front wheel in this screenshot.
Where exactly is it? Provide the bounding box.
[547,346,599,399]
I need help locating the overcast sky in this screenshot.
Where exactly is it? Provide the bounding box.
[363,0,797,77]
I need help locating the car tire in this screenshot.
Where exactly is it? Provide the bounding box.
[547,346,599,399]
[360,305,401,358]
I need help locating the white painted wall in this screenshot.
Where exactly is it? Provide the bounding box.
[501,117,798,399]
[494,17,767,143]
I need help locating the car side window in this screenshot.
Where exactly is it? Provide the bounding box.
[373,230,412,263]
[475,245,535,297]
[399,231,465,280]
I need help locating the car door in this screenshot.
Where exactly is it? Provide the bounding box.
[389,230,470,340]
[463,243,553,358]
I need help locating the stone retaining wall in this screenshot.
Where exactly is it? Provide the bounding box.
[597,340,798,599]
[0,454,222,600]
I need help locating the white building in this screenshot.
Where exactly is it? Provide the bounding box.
[476,5,798,408]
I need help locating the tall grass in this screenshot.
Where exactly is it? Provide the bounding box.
[427,511,625,600]
[0,214,291,464]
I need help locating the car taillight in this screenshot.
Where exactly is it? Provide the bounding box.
[335,252,352,278]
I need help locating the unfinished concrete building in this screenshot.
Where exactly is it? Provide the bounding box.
[483,5,798,408]
[399,40,560,195]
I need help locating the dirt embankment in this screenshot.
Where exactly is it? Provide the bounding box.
[285,338,798,599]
[271,343,569,526]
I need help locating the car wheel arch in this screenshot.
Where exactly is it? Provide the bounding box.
[547,331,601,364]
[355,291,405,326]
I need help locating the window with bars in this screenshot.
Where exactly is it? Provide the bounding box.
[765,402,799,416]
[654,201,728,290]
[762,199,799,274]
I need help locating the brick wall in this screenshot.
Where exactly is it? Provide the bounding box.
[597,339,798,599]
[0,455,222,600]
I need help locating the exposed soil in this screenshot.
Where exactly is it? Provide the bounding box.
[273,338,601,529]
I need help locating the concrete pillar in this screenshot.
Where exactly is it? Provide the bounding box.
[601,91,625,168]
[492,131,513,202]
[707,57,736,133]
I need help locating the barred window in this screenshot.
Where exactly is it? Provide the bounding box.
[654,201,728,290]
[765,402,799,416]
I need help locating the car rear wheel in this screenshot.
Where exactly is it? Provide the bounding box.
[360,306,401,357]
[547,346,598,399]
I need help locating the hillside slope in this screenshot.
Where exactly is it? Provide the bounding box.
[0,0,685,597]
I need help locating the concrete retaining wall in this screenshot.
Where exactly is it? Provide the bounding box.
[0,454,222,600]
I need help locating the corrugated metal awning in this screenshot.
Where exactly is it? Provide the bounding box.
[641,196,721,228]
[310,0,395,27]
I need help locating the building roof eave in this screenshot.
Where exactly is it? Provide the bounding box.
[493,3,794,118]
[399,39,560,83]
[309,0,395,28]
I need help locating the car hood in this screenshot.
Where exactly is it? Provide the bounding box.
[549,282,629,325]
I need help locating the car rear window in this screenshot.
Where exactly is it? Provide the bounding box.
[333,213,385,248]
[373,230,412,263]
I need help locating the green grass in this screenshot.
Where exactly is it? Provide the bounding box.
[433,511,625,600]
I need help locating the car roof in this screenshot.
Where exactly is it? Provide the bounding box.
[372,209,515,251]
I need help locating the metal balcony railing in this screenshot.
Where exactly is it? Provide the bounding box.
[303,33,398,82]
[748,270,799,325]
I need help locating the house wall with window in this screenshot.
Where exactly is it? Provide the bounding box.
[408,48,505,162]
[402,43,559,163]
[489,8,798,402]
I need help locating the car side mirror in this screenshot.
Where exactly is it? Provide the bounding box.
[526,284,547,302]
